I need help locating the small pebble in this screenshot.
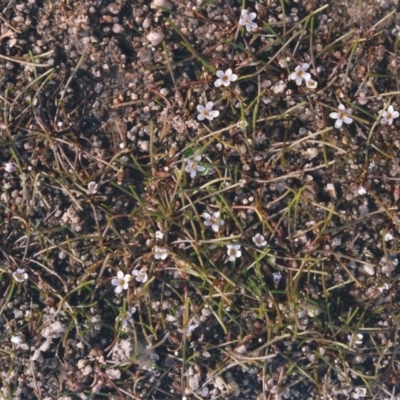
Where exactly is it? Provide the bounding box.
[107,3,120,14]
[152,0,173,9]
[147,31,165,46]
[112,24,124,34]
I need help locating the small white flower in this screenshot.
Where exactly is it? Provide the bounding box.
[131,268,148,283]
[197,102,219,121]
[214,69,238,88]
[11,336,24,347]
[111,271,131,294]
[380,105,399,125]
[239,9,257,32]
[253,233,267,247]
[384,232,394,242]
[118,307,137,329]
[227,244,241,262]
[202,211,224,233]
[87,181,98,194]
[305,78,318,89]
[154,246,168,260]
[357,186,367,196]
[155,230,164,240]
[329,104,353,129]
[13,269,28,283]
[352,387,367,399]
[184,155,206,178]
[348,333,363,347]
[11,336,23,345]
[288,63,311,86]
[236,120,248,130]
[272,272,282,285]
[5,162,16,173]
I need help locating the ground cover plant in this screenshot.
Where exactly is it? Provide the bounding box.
[1,0,400,399]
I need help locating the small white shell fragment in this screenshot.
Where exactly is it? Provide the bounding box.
[326,183,337,198]
[147,32,165,46]
[364,264,375,276]
[105,369,121,380]
[31,349,42,361]
[272,81,286,94]
[83,365,93,376]
[166,314,177,322]
[39,338,52,352]
[188,375,199,391]
[138,140,149,152]
[305,147,318,160]
[234,344,247,354]
[41,321,64,339]
[142,17,151,29]
[152,0,173,9]
[214,376,226,390]
[384,232,394,241]
[358,186,367,195]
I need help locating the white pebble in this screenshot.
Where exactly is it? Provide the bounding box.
[112,24,124,34]
[147,32,165,46]
[364,264,375,276]
[152,0,173,9]
[83,365,93,376]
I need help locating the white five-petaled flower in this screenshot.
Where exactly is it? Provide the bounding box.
[11,335,24,346]
[87,181,98,194]
[5,162,16,173]
[305,78,318,89]
[13,269,28,283]
[185,155,206,178]
[11,335,28,350]
[197,102,219,121]
[155,230,164,240]
[239,9,257,32]
[380,105,399,125]
[214,69,238,88]
[202,211,225,233]
[289,63,311,86]
[236,119,248,130]
[111,271,131,294]
[348,333,363,347]
[131,268,148,283]
[226,244,241,262]
[253,233,267,247]
[329,104,353,129]
[352,387,367,399]
[384,232,394,242]
[154,246,168,260]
